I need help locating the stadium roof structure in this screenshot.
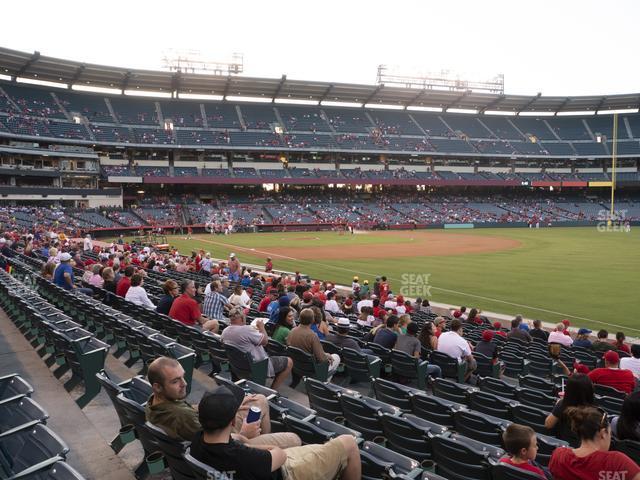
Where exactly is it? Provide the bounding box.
[2,46,640,114]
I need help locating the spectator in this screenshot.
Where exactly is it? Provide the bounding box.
[592,329,616,353]
[145,357,299,448]
[611,391,640,442]
[437,319,476,382]
[530,319,549,341]
[545,373,595,444]
[157,279,179,315]
[418,321,438,351]
[433,317,445,337]
[549,406,640,480]
[573,328,593,349]
[373,315,400,350]
[116,265,135,297]
[325,318,362,352]
[615,332,630,354]
[549,323,574,347]
[191,385,361,480]
[88,264,104,288]
[203,280,230,321]
[466,308,483,326]
[258,291,277,313]
[452,306,467,320]
[493,321,507,338]
[620,344,640,380]
[287,308,340,380]
[507,315,532,342]
[420,299,432,314]
[395,322,441,378]
[356,306,375,327]
[125,273,155,309]
[227,252,242,282]
[222,307,292,390]
[588,351,636,395]
[499,424,546,478]
[269,295,291,325]
[169,280,219,332]
[475,329,499,362]
[309,304,330,340]
[272,307,295,344]
[264,257,273,273]
[101,267,117,294]
[324,291,340,314]
[53,252,92,295]
[228,285,250,308]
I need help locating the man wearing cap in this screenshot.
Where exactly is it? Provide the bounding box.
[588,351,637,394]
[145,357,299,448]
[351,276,360,298]
[548,323,574,347]
[325,318,362,352]
[53,252,75,290]
[360,279,369,298]
[228,253,241,282]
[573,328,593,348]
[268,295,291,324]
[192,384,361,480]
[475,329,500,365]
[222,307,292,390]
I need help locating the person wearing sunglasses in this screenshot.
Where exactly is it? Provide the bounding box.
[549,406,640,480]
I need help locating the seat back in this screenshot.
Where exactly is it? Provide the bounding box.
[0,396,49,435]
[342,348,381,382]
[411,393,462,428]
[113,393,158,455]
[478,377,517,399]
[183,448,225,480]
[469,390,514,420]
[391,350,427,388]
[338,395,386,440]
[266,339,287,357]
[613,438,640,465]
[500,351,527,377]
[46,461,87,480]
[432,378,472,405]
[0,423,69,477]
[536,432,568,466]
[429,351,464,383]
[0,373,33,402]
[360,441,422,480]
[372,377,414,412]
[510,404,548,434]
[518,374,556,396]
[95,372,130,427]
[473,352,499,378]
[380,413,443,462]
[431,434,494,480]
[515,388,556,411]
[224,343,267,384]
[491,462,547,480]
[303,377,343,420]
[594,383,627,399]
[453,410,507,446]
[287,346,329,382]
[144,422,196,480]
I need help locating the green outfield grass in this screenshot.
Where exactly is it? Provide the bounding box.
[131,227,640,333]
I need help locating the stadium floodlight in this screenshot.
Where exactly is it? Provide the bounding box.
[73,84,121,95]
[17,77,67,89]
[447,108,478,114]
[518,111,555,116]
[556,110,595,116]
[180,93,224,101]
[364,103,404,110]
[274,98,319,106]
[407,106,443,112]
[124,89,171,98]
[321,101,363,108]
[483,110,517,116]
[596,108,640,115]
[226,95,271,103]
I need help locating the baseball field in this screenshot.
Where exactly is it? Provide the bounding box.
[147,227,639,334]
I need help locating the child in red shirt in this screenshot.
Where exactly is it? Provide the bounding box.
[499,424,546,478]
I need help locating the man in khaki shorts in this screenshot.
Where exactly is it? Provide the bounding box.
[191,385,361,480]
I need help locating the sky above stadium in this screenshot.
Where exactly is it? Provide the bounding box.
[4,0,639,97]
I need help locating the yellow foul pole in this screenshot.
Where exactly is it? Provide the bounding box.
[610,113,618,218]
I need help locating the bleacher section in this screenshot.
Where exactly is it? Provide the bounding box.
[1,82,639,161]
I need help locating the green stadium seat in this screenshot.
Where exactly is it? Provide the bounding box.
[224,343,269,385]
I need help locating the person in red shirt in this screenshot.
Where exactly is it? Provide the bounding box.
[493,321,507,338]
[499,424,546,478]
[169,280,218,332]
[615,332,631,354]
[588,351,637,395]
[116,265,135,297]
[549,406,640,480]
[265,257,273,273]
[258,291,277,313]
[379,276,389,303]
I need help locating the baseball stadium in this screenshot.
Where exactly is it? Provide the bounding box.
[0,3,639,479]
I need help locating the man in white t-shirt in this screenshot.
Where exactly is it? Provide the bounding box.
[548,323,574,347]
[620,344,640,380]
[436,319,476,381]
[324,291,340,314]
[357,293,374,313]
[83,234,93,252]
[384,294,397,310]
